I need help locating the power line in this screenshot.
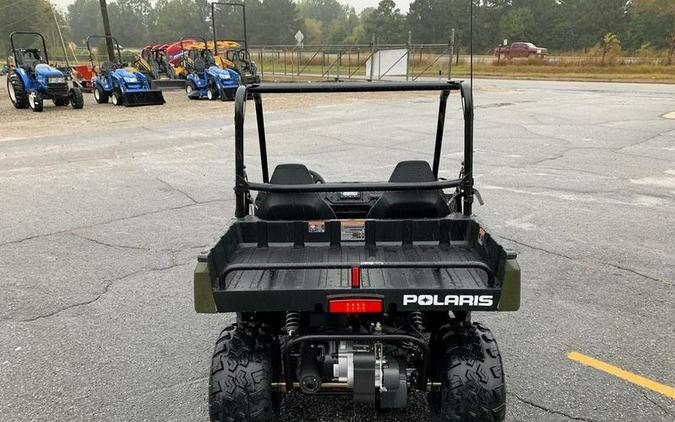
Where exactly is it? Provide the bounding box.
[0,0,29,12]
[3,8,46,28]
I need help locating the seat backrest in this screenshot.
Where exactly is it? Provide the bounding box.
[255,164,336,221]
[367,160,450,219]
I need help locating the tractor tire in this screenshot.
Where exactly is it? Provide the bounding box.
[185,81,198,99]
[207,86,218,101]
[53,97,70,106]
[209,323,279,422]
[7,72,28,109]
[28,91,44,112]
[69,88,84,109]
[94,86,108,104]
[428,322,506,422]
[111,89,123,106]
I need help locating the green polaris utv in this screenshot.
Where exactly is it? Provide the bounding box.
[194,81,520,421]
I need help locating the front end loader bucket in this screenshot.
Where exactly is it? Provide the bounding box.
[122,89,165,107]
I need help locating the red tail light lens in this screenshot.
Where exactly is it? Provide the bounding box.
[351,267,360,288]
[328,298,383,314]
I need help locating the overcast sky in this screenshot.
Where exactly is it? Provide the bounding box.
[52,0,413,13]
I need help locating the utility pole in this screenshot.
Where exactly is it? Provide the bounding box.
[51,6,70,66]
[98,0,115,61]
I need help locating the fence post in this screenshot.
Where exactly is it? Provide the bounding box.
[297,46,301,76]
[260,48,264,79]
[369,34,375,81]
[406,30,412,81]
[336,48,341,81]
[456,38,460,65]
[448,28,455,80]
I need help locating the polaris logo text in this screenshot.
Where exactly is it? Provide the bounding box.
[403,294,494,307]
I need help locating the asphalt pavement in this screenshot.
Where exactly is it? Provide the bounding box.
[0,79,673,421]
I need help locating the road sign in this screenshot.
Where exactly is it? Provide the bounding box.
[295,30,304,46]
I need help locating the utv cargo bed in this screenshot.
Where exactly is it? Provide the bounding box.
[196,218,520,313]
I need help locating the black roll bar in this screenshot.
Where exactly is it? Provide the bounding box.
[233,81,475,218]
[9,31,49,64]
[211,1,248,55]
[245,178,464,193]
[86,35,123,67]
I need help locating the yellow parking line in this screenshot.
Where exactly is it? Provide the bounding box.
[568,351,675,399]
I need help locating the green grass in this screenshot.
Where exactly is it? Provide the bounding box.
[258,62,675,83]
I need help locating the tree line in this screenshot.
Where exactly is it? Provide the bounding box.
[1,0,673,58]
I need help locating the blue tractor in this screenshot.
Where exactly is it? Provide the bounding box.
[87,35,165,107]
[6,31,84,112]
[180,37,240,101]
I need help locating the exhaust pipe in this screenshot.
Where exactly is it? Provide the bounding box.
[296,348,322,394]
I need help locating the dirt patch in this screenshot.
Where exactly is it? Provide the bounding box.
[0,75,441,140]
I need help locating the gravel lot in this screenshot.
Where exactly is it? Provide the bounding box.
[0,75,437,139]
[0,78,674,421]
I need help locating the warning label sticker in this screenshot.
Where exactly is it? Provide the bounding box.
[341,220,366,241]
[308,220,326,233]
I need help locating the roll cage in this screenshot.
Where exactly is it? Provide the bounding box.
[179,36,216,71]
[86,35,124,69]
[232,81,475,218]
[9,31,49,70]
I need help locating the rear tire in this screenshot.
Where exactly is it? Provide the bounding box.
[7,72,28,109]
[28,91,44,112]
[94,85,109,104]
[69,88,84,109]
[429,322,506,422]
[209,323,279,422]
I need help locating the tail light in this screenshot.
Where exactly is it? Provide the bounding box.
[351,267,360,288]
[328,298,383,314]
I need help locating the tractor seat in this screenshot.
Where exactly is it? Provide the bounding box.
[367,160,450,219]
[255,164,336,221]
[100,61,116,73]
[193,58,206,72]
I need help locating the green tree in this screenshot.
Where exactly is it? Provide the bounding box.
[109,0,152,47]
[629,0,675,61]
[1,0,57,57]
[599,32,621,64]
[67,0,101,46]
[303,17,324,44]
[325,19,348,44]
[245,0,300,44]
[297,0,348,25]
[500,7,534,42]
[362,0,408,44]
[148,0,211,43]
